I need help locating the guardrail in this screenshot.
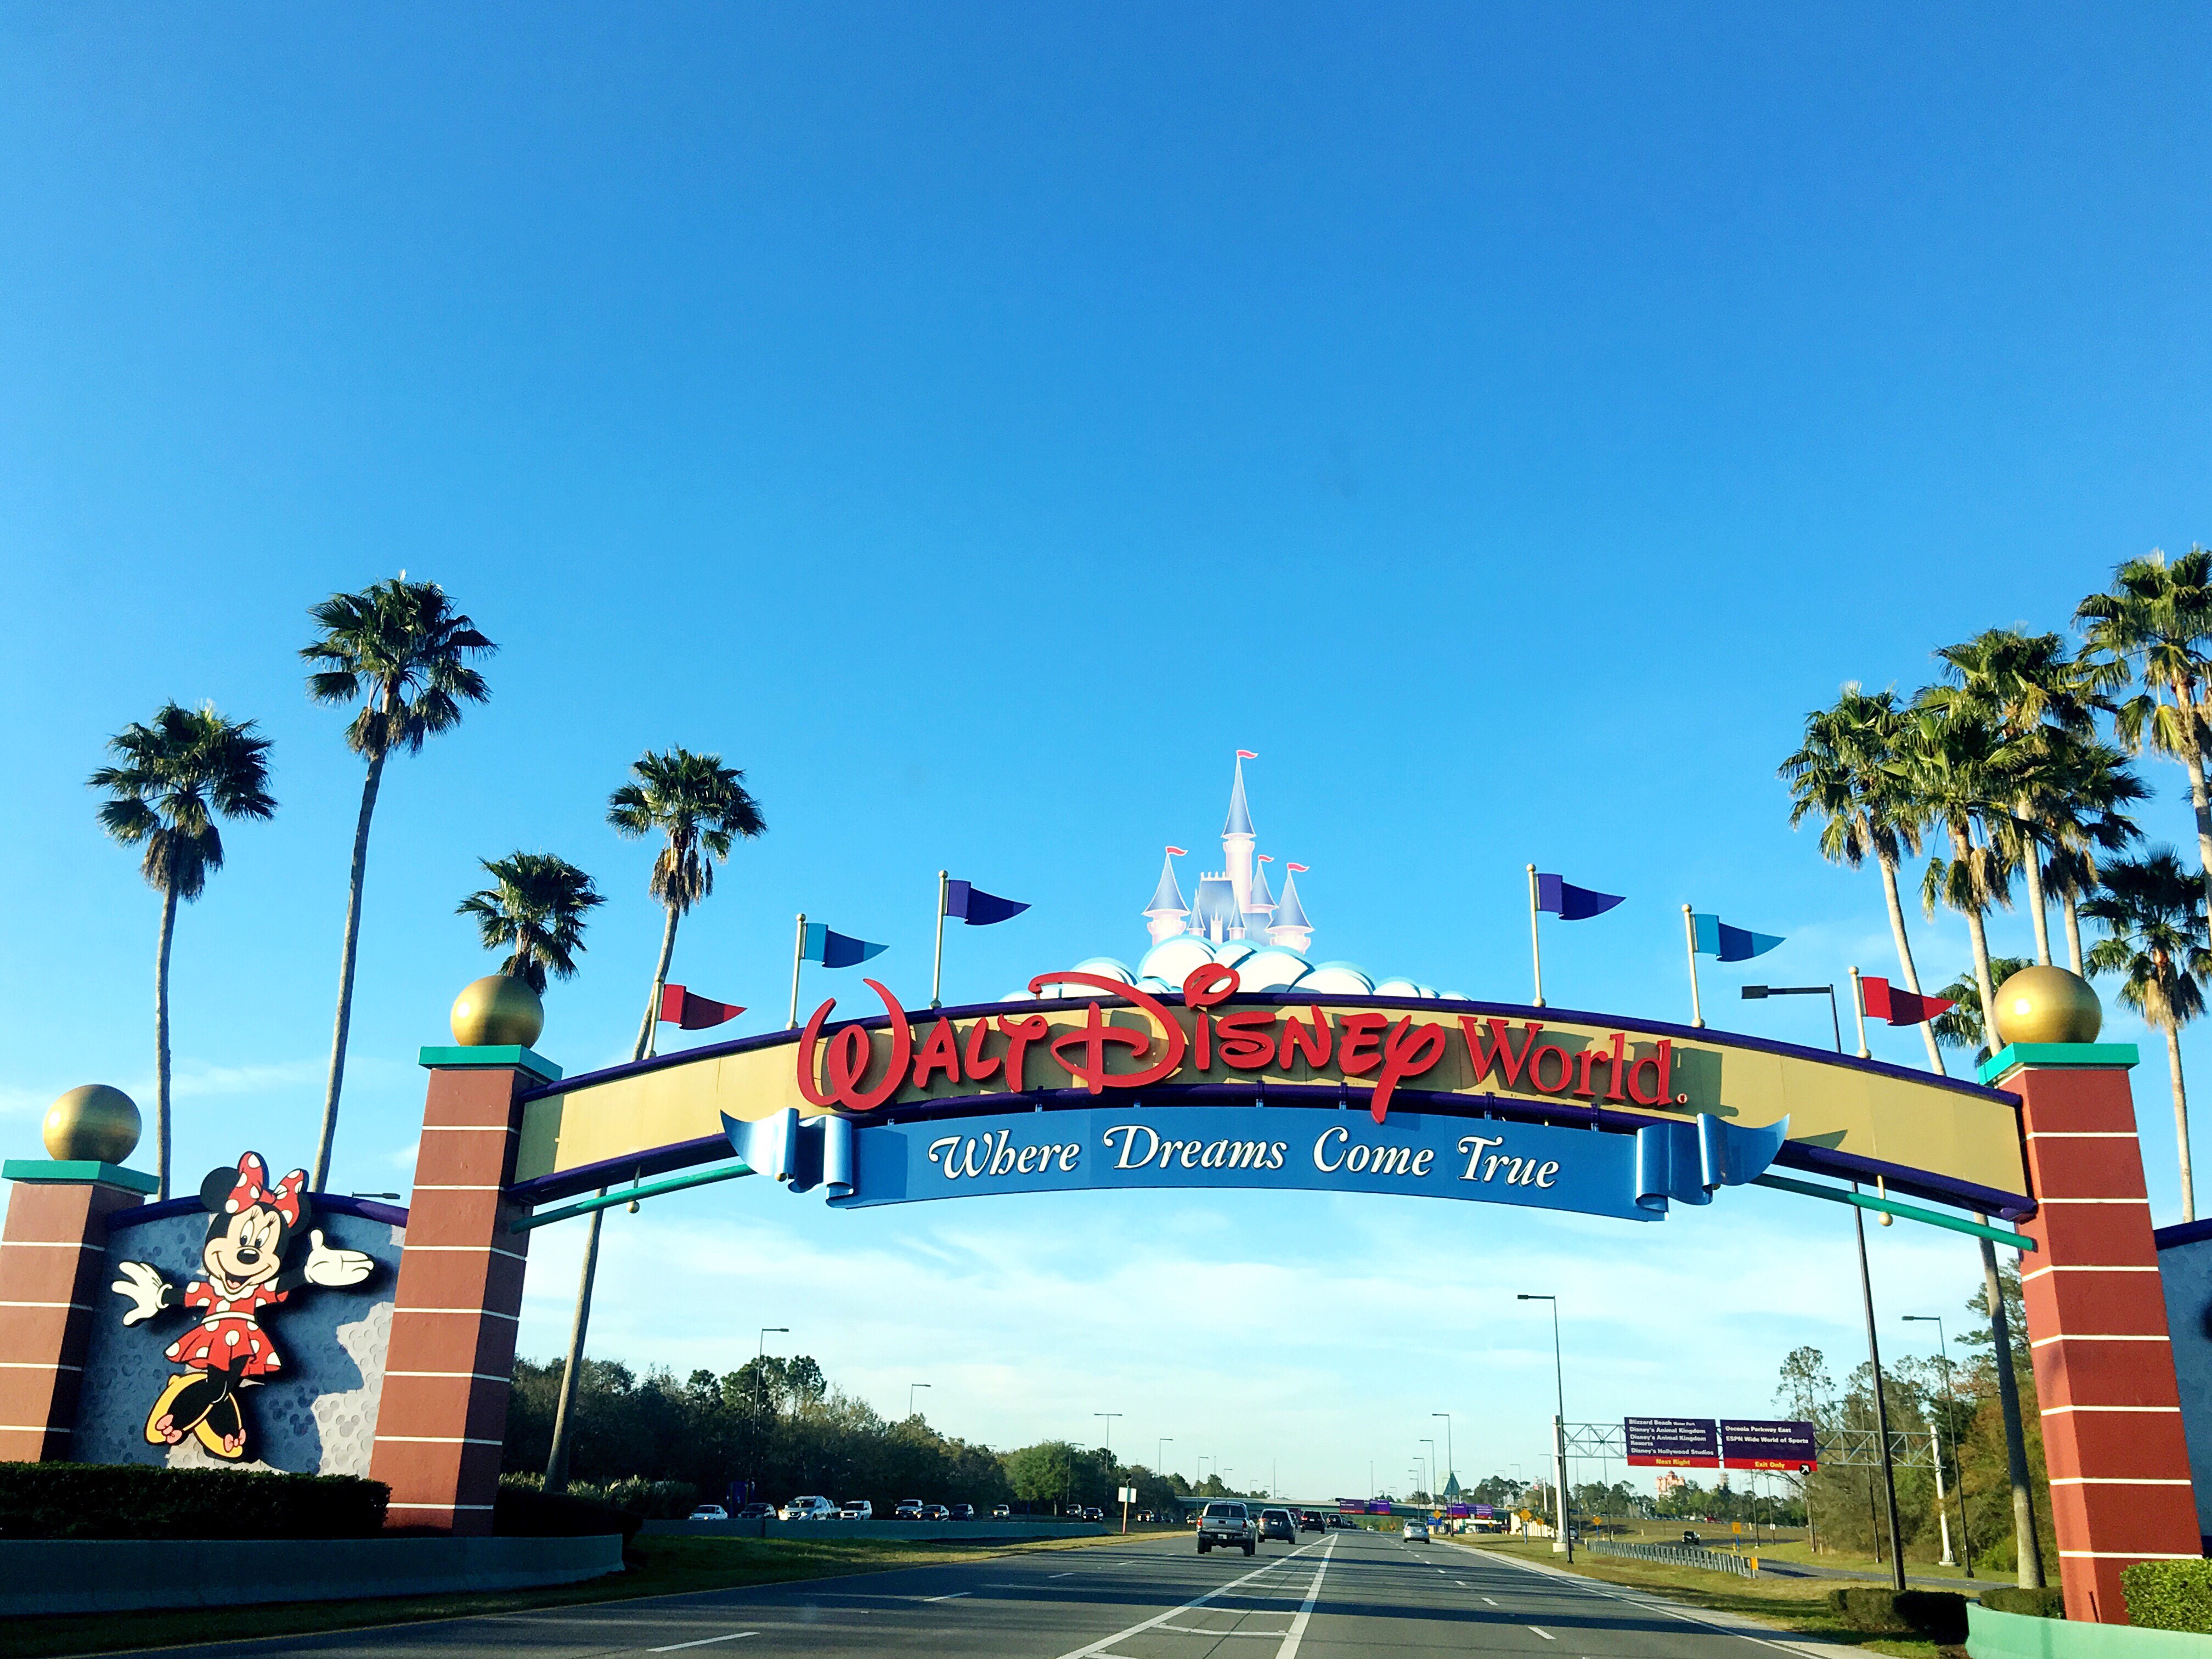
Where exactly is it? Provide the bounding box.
[1587,1539,1758,1577]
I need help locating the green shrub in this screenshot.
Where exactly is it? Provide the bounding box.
[493,1477,641,1545]
[0,1461,387,1539]
[2122,1559,2212,1633]
[1826,1586,1967,1642]
[1978,1585,2066,1620]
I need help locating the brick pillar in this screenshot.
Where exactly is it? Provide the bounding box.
[1988,1043,2203,1623]
[0,1159,156,1460]
[368,1046,556,1534]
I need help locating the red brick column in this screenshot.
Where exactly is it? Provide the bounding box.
[368,1052,550,1534]
[1993,1047,2202,1623]
[0,1161,155,1460]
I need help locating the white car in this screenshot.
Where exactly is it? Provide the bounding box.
[840,1499,873,1520]
[894,1499,926,1519]
[781,1495,838,1521]
[1404,1519,1430,1542]
[688,1504,729,1521]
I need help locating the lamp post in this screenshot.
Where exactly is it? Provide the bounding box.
[1158,1437,1172,1482]
[751,1327,788,1510]
[909,1381,930,1420]
[1740,984,1842,1051]
[1518,1293,1570,1560]
[1905,1314,1976,1578]
[1420,1437,1437,1502]
[1433,1413,1454,1503]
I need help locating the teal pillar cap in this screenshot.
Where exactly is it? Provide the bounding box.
[3,1158,160,1194]
[1979,1042,2140,1085]
[417,1045,562,1083]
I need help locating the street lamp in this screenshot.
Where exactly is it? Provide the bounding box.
[1158,1436,1172,1479]
[1420,1437,1437,1502]
[751,1327,788,1508]
[1433,1413,1454,1502]
[1905,1314,1976,1578]
[1740,984,1842,1051]
[1519,1294,1570,1560]
[909,1381,930,1419]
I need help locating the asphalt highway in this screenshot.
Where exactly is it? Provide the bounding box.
[103,1527,1814,1659]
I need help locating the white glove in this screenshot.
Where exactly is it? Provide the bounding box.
[111,1261,172,1325]
[302,1229,373,1288]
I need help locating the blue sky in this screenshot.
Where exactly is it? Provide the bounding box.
[4,4,2209,1499]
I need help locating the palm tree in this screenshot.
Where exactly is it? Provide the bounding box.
[607,748,767,1063]
[2028,734,2145,975]
[2078,549,2212,925]
[456,853,604,993]
[2083,849,2212,1222]
[1781,686,1946,1073]
[1929,629,2101,967]
[88,703,276,1198]
[542,748,766,1494]
[1929,956,2035,1065]
[1893,693,2046,1589]
[300,578,495,1190]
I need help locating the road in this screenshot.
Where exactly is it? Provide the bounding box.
[104,1527,1813,1658]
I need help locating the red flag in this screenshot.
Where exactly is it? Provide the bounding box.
[1166,845,1188,857]
[1287,862,1310,872]
[1236,749,1259,759]
[660,983,746,1030]
[1860,975,1954,1027]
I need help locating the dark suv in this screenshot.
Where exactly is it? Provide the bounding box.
[1258,1508,1296,1543]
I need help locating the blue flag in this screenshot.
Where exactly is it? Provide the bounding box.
[1536,873,1625,922]
[803,922,887,968]
[944,879,1029,927]
[1691,912,1785,962]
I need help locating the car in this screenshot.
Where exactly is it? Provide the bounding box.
[948,1503,974,1520]
[992,1504,1012,1519]
[1082,1506,1104,1522]
[1258,1508,1296,1543]
[688,1503,729,1521]
[1298,1511,1324,1532]
[1328,1515,1354,1530]
[1403,1518,1430,1543]
[780,1496,838,1521]
[1680,1529,1701,1545]
[895,1499,926,1520]
[735,1502,775,1520]
[840,1500,873,1520]
[1197,1499,1257,1555]
[923,1504,951,1521]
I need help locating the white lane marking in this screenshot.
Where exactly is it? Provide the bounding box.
[1274,1535,1337,1659]
[1051,1570,1075,1577]
[1483,1596,1499,1605]
[1158,1626,1290,1637]
[1529,1628,1556,1641]
[650,1636,756,1653]
[1049,1537,1328,1659]
[922,1590,970,1601]
[1460,1543,1810,1655]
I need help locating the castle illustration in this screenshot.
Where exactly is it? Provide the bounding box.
[1140,757,1313,953]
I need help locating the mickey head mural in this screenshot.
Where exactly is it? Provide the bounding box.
[109,1152,374,1460]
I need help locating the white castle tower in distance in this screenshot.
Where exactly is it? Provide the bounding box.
[1141,756,1314,953]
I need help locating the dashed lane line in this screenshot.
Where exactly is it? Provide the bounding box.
[922,1591,970,1602]
[1049,1536,1331,1659]
[1528,1628,1556,1641]
[648,1635,756,1653]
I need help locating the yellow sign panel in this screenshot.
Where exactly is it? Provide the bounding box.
[510,985,2025,1206]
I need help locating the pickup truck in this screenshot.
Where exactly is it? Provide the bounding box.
[1195,1500,1257,1555]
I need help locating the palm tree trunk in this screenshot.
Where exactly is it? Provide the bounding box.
[542,1205,604,1494]
[2179,685,2212,932]
[1878,855,1945,1075]
[2062,891,2086,978]
[313,747,387,1192]
[2019,826,2053,967]
[153,881,179,1201]
[2167,1023,2194,1223]
[1978,1236,2045,1587]
[632,905,680,1064]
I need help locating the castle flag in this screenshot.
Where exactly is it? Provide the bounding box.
[1691,913,1786,962]
[802,923,886,968]
[659,984,746,1030]
[1859,975,1955,1027]
[943,880,1029,927]
[1536,873,1626,921]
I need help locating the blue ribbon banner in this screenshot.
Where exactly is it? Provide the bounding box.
[722,1105,1785,1221]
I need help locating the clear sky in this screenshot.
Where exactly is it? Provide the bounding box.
[4,4,2209,1500]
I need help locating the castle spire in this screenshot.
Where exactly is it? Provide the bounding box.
[1224,754,1256,838]
[1222,753,1257,911]
[1143,850,1190,944]
[1268,867,1313,953]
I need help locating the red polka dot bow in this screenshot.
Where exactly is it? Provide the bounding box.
[224,1153,307,1226]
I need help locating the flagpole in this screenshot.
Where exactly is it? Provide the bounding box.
[787,912,806,1030]
[931,870,949,1010]
[1527,864,1545,1008]
[1681,904,1705,1028]
[1849,966,1871,1058]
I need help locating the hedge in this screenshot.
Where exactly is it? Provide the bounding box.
[1826,1586,1968,1643]
[1979,1585,2066,1620]
[0,1462,387,1539]
[2122,1559,2212,1633]
[493,1479,641,1546]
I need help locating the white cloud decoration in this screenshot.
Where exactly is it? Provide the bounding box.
[1001,940,1445,1003]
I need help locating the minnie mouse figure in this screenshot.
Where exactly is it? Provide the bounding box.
[110,1152,374,1460]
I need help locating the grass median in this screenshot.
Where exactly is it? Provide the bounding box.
[2,1527,1171,1659]
[1448,1536,1964,1658]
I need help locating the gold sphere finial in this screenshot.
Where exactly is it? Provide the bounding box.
[1991,964,2102,1047]
[43,1084,142,1163]
[450,974,545,1048]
